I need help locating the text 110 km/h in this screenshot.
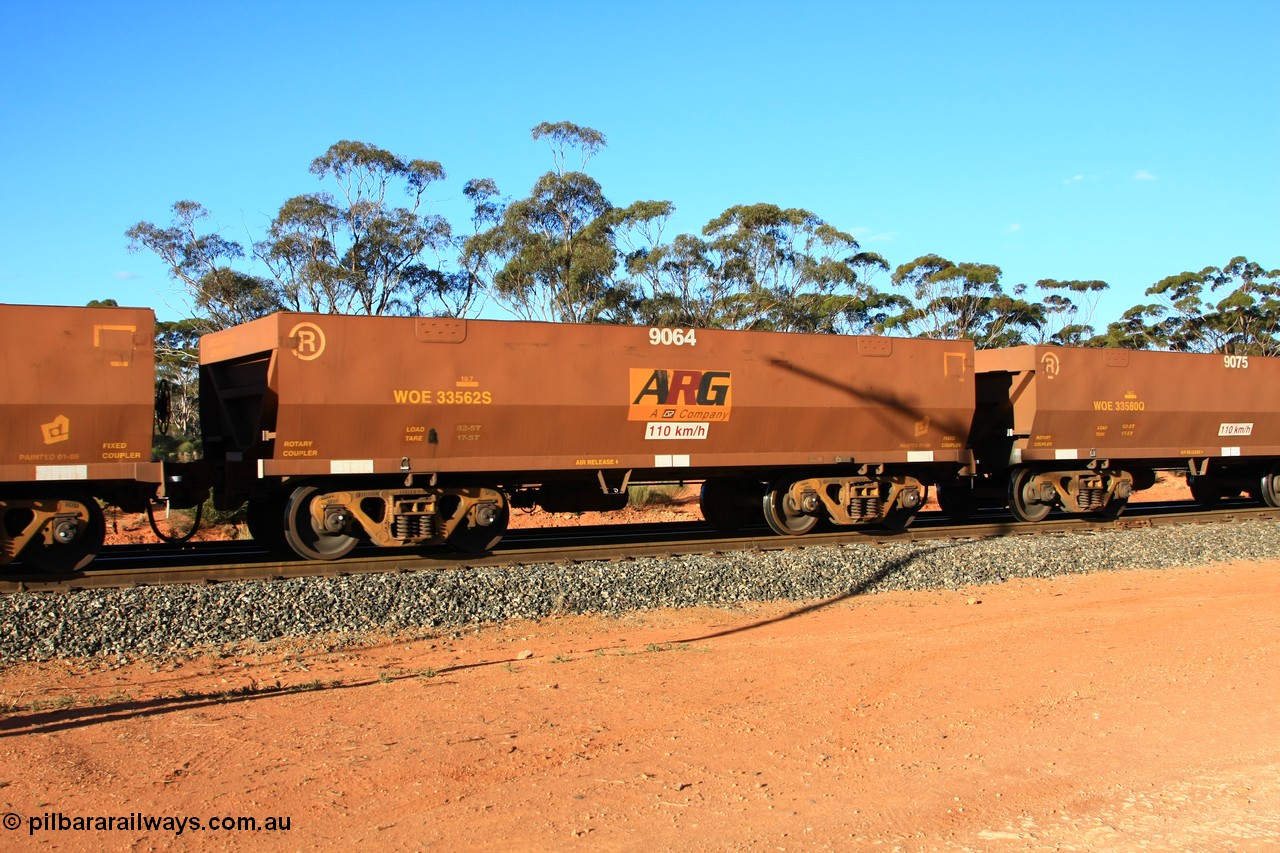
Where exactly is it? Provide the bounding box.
[645,422,710,440]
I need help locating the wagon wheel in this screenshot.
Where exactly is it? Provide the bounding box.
[1188,475,1225,507]
[699,478,762,531]
[762,480,818,536]
[1008,468,1051,523]
[1259,465,1280,509]
[146,497,202,543]
[446,495,509,554]
[284,486,358,561]
[20,495,106,572]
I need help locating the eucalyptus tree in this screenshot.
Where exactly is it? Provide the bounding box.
[887,254,1043,347]
[435,177,505,318]
[610,202,743,329]
[152,318,205,441]
[128,141,472,324]
[1090,303,1169,349]
[609,200,701,326]
[1035,278,1109,345]
[615,201,896,333]
[531,120,606,174]
[1131,256,1279,354]
[1203,256,1280,355]
[825,259,906,337]
[465,122,636,323]
[256,140,459,316]
[1142,266,1224,351]
[125,200,280,329]
[465,171,619,322]
[697,203,893,333]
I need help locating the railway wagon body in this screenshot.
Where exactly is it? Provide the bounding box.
[200,313,977,559]
[958,345,1280,521]
[0,303,162,569]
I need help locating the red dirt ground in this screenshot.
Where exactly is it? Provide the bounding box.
[3,474,1276,850]
[1,558,1277,850]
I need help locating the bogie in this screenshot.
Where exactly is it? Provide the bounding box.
[267,482,511,561]
[13,495,106,572]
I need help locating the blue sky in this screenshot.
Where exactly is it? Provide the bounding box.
[2,0,1276,328]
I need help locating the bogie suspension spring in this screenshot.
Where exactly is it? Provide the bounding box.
[848,496,883,521]
[393,499,436,541]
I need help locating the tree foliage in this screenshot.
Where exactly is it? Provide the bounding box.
[126,201,280,329]
[256,140,461,317]
[464,122,639,323]
[128,142,473,327]
[700,204,894,333]
[152,318,204,440]
[616,202,898,334]
[466,169,622,322]
[1098,256,1280,354]
[531,121,607,175]
[1035,279,1109,345]
[886,255,1043,347]
[125,126,1274,367]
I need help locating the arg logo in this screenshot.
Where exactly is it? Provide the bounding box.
[628,368,732,422]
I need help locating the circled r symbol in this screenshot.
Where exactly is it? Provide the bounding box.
[289,322,326,361]
[1040,351,1060,379]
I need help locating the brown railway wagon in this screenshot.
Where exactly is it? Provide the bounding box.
[960,345,1280,521]
[200,314,976,559]
[0,303,162,569]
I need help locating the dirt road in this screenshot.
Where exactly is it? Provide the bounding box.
[2,558,1278,851]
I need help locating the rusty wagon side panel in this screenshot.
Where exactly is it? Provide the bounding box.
[0,303,161,486]
[0,303,164,567]
[973,346,1280,468]
[200,314,976,490]
[964,345,1280,521]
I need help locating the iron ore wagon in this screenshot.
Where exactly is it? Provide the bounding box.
[0,304,163,569]
[199,314,978,560]
[939,345,1280,520]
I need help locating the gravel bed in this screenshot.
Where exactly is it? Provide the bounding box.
[3,519,1279,664]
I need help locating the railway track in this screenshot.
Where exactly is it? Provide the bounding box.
[3,500,1275,595]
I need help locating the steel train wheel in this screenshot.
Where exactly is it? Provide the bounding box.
[1008,468,1052,523]
[20,495,105,572]
[447,496,509,554]
[762,480,818,536]
[146,497,202,543]
[1260,465,1280,509]
[284,486,358,561]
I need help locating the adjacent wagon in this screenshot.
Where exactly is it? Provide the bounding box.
[942,345,1280,521]
[0,304,162,569]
